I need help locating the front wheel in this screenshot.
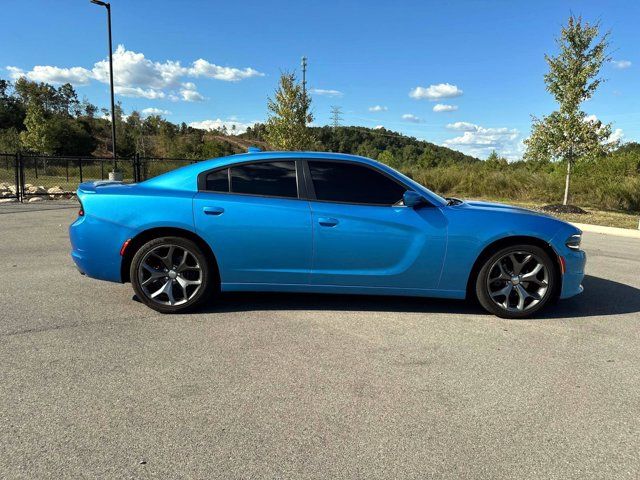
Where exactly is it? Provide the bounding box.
[130,236,211,313]
[475,244,557,319]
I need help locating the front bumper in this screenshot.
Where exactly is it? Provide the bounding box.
[559,249,586,299]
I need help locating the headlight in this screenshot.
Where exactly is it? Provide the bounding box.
[565,233,582,250]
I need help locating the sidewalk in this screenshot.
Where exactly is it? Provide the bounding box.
[572,222,640,239]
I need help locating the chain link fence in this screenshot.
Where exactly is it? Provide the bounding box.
[0,153,201,203]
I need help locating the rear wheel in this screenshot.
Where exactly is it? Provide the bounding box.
[130,236,211,313]
[475,244,557,318]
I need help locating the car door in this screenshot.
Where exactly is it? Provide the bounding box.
[305,160,447,290]
[193,159,312,286]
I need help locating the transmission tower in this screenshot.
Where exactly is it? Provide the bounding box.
[301,56,310,126]
[330,105,343,128]
[301,56,307,100]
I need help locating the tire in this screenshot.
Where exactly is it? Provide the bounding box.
[475,244,557,319]
[130,236,212,313]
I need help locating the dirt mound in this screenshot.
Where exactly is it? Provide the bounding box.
[540,204,588,214]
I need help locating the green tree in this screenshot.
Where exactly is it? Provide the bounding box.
[485,150,508,169]
[0,80,25,130]
[20,102,56,153]
[378,149,400,169]
[47,117,96,155]
[0,127,21,153]
[57,83,81,117]
[418,148,438,168]
[524,16,617,205]
[265,71,314,150]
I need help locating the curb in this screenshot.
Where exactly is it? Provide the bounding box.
[571,222,640,239]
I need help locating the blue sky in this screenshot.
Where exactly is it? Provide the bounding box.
[1,0,638,159]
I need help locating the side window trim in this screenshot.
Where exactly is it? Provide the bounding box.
[300,158,315,200]
[303,159,419,207]
[198,159,303,200]
[294,159,309,199]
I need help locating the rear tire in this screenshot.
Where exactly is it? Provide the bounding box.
[130,236,212,314]
[475,244,557,319]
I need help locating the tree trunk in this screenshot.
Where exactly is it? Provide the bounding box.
[563,160,571,206]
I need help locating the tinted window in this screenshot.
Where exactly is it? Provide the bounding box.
[205,168,229,192]
[231,161,297,198]
[308,161,406,205]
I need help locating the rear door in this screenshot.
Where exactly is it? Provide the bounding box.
[193,159,312,286]
[305,160,447,290]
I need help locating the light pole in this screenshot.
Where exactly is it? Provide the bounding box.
[90,0,121,180]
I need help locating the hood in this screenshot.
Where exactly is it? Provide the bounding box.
[460,200,551,218]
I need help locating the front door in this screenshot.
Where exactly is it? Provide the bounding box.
[306,160,447,290]
[193,160,312,286]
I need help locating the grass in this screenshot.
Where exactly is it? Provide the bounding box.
[473,197,640,230]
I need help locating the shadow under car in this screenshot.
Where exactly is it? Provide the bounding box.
[191,275,640,319]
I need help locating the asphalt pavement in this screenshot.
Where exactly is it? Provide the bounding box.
[1,206,639,479]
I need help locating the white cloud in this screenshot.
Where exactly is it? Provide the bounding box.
[433,103,458,113]
[188,58,263,81]
[368,105,388,112]
[7,44,263,101]
[609,128,624,143]
[7,65,93,85]
[444,122,522,160]
[584,114,624,144]
[311,88,343,97]
[446,121,480,131]
[179,82,204,102]
[612,60,632,69]
[115,86,166,99]
[410,83,463,100]
[189,118,257,135]
[141,107,171,117]
[373,125,384,130]
[401,113,420,123]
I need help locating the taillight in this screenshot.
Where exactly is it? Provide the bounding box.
[78,199,84,216]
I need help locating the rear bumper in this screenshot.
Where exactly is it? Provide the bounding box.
[69,214,131,283]
[71,250,87,275]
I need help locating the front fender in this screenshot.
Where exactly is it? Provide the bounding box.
[437,204,567,291]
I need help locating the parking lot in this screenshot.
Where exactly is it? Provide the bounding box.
[1,205,639,479]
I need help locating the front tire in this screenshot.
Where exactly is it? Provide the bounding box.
[130,236,211,313]
[475,244,557,319]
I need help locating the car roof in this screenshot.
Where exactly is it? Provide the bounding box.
[210,151,381,167]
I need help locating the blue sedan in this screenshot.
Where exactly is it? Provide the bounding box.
[69,150,585,318]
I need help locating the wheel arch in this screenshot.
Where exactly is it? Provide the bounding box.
[120,227,220,287]
[465,235,562,302]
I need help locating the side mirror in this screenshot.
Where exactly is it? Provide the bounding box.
[403,190,427,208]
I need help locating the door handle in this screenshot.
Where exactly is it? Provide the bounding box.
[318,217,339,227]
[203,206,224,216]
